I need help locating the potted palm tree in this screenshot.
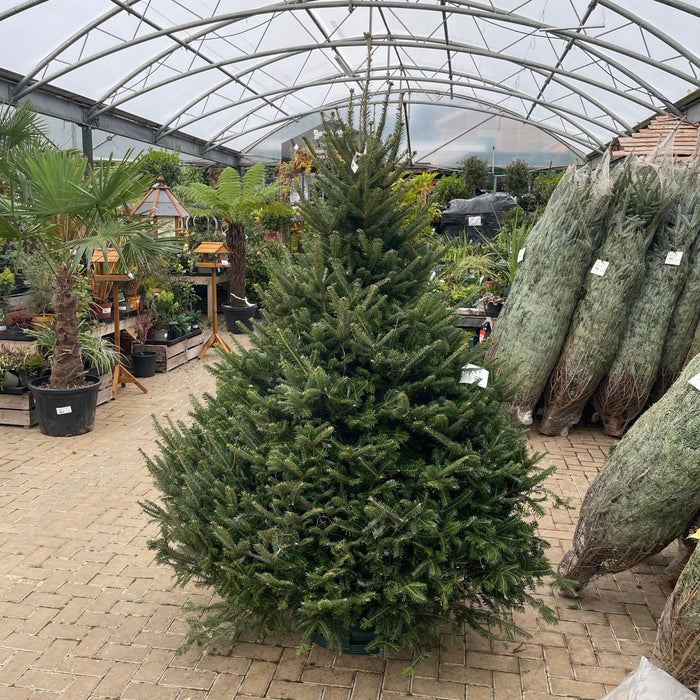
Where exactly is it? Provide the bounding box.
[179,164,284,332]
[0,116,177,435]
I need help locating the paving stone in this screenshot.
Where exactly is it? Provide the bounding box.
[0,352,670,699]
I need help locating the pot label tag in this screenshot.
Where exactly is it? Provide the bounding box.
[590,259,609,277]
[56,405,72,415]
[102,307,111,314]
[460,363,489,388]
[689,373,700,391]
[468,216,482,227]
[517,247,526,263]
[665,251,683,266]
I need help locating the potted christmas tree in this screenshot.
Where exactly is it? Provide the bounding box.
[143,81,556,665]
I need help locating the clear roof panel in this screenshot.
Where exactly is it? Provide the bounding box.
[1,0,699,167]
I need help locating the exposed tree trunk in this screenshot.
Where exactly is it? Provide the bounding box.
[49,263,83,389]
[225,221,247,306]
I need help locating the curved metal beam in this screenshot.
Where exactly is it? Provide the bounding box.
[0,0,49,23]
[83,34,667,121]
[11,0,698,114]
[157,45,633,138]
[191,72,611,152]
[11,0,142,97]
[220,89,594,158]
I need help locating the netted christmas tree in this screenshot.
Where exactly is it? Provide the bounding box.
[142,81,556,665]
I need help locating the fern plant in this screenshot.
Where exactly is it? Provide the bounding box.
[178,164,280,306]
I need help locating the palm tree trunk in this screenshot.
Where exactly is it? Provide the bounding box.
[49,263,84,388]
[225,221,247,306]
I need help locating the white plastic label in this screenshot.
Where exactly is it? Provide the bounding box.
[590,259,609,277]
[468,216,482,227]
[459,364,489,388]
[665,251,683,266]
[689,373,700,391]
[56,406,72,415]
[517,247,525,263]
[102,307,111,314]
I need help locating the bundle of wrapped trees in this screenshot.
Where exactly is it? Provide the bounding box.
[540,157,666,436]
[486,153,612,425]
[655,531,700,689]
[593,160,700,437]
[559,353,700,593]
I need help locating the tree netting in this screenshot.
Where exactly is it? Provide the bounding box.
[540,157,664,436]
[559,353,700,593]
[655,535,700,689]
[593,161,700,437]
[486,152,612,425]
[653,229,700,399]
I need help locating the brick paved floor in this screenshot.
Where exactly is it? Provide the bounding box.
[0,334,676,699]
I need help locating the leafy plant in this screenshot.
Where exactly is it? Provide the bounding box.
[503,159,531,198]
[430,174,470,207]
[179,164,280,306]
[0,267,15,317]
[461,155,490,194]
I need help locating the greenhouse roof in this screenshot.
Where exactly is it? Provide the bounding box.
[1,1,699,167]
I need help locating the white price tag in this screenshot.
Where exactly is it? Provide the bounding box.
[590,259,609,277]
[665,251,683,266]
[459,364,489,388]
[689,373,700,391]
[56,406,72,415]
[517,247,525,263]
[102,307,111,314]
[468,216,482,227]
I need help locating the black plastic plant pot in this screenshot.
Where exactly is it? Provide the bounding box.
[222,303,257,333]
[483,301,503,317]
[311,623,376,655]
[29,375,102,437]
[131,351,157,378]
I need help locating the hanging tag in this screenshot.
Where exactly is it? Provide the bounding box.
[665,251,683,266]
[56,406,72,415]
[127,271,135,279]
[689,373,700,391]
[350,152,361,173]
[590,259,609,277]
[459,363,489,388]
[517,247,526,263]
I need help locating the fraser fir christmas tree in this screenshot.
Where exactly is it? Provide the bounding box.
[143,81,556,664]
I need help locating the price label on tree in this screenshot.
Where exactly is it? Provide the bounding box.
[665,251,683,266]
[459,364,489,388]
[689,373,700,391]
[517,247,526,263]
[590,259,609,277]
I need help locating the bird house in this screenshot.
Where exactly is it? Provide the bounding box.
[90,249,131,300]
[193,241,232,269]
[132,175,191,235]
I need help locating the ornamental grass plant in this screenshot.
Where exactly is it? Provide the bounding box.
[142,81,558,666]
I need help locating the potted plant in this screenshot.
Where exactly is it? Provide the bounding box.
[0,267,14,330]
[131,303,157,378]
[0,111,177,435]
[480,279,507,317]
[178,163,282,331]
[22,251,55,328]
[149,289,178,342]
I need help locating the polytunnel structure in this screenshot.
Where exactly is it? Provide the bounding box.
[1,0,700,166]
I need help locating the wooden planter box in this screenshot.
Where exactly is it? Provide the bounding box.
[0,372,112,428]
[133,330,204,373]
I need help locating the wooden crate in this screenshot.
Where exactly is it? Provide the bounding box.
[0,389,36,428]
[133,331,204,373]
